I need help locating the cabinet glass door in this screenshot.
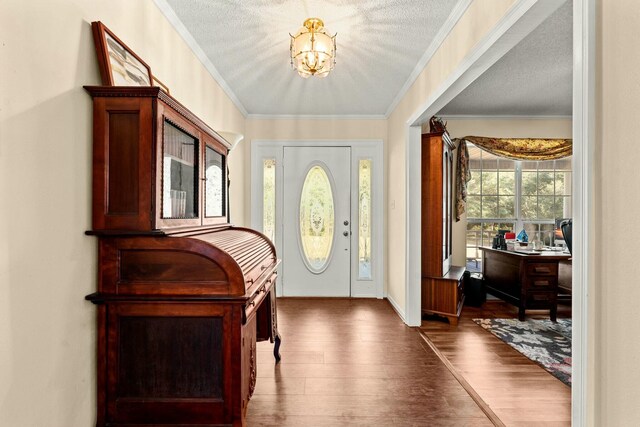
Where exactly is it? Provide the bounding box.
[205,145,225,218]
[162,121,198,219]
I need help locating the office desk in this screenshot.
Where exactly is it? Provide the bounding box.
[480,247,571,321]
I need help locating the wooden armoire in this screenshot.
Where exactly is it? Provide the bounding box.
[421,121,465,325]
[84,86,281,426]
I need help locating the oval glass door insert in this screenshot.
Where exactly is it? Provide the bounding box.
[299,165,335,272]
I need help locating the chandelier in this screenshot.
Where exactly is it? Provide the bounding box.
[290,18,336,78]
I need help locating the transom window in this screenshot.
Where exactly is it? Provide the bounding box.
[466,144,572,271]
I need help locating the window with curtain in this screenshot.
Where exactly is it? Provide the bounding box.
[466,144,572,271]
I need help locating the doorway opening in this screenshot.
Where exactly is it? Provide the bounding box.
[404,0,594,424]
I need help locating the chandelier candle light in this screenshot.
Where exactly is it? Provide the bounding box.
[290,18,336,78]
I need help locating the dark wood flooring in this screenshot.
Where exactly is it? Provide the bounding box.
[247,298,493,426]
[247,298,571,426]
[421,300,572,426]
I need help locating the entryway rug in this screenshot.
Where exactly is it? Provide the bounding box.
[473,318,572,386]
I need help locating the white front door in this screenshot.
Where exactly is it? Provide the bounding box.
[282,146,351,296]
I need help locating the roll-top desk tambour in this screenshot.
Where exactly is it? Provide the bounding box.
[84,86,281,427]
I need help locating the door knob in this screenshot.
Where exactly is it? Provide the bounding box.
[344,220,349,226]
[343,231,349,237]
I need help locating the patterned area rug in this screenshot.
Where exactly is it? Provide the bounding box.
[473,318,572,386]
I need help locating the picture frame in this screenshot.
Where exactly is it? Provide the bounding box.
[91,21,152,86]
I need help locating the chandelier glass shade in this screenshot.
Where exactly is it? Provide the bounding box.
[290,18,336,78]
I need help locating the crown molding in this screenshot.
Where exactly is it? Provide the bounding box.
[439,114,572,120]
[153,0,248,118]
[384,0,473,118]
[246,114,386,121]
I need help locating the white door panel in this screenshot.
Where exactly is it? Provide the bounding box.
[282,147,351,296]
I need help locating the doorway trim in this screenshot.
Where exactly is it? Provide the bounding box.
[403,0,594,424]
[251,139,385,299]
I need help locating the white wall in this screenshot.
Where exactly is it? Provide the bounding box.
[441,118,573,266]
[0,1,244,425]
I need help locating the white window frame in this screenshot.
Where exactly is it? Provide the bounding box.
[466,153,572,245]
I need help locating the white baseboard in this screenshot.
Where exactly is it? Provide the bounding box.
[386,295,406,323]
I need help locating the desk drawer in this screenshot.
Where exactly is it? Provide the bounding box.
[528,277,556,289]
[525,263,557,277]
[525,291,556,308]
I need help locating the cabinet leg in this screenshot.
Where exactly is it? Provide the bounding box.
[518,307,526,321]
[447,316,458,326]
[550,306,557,322]
[273,333,282,363]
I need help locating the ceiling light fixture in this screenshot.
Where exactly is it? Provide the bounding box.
[290,18,336,78]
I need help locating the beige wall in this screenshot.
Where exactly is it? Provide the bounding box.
[442,118,573,266]
[597,0,640,423]
[5,0,640,424]
[0,1,244,426]
[385,0,516,311]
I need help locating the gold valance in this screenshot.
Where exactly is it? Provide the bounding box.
[453,135,572,221]
[457,136,572,160]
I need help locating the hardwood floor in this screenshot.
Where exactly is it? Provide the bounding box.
[247,298,571,426]
[421,300,572,426]
[247,298,493,426]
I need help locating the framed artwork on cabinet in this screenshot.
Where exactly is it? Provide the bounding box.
[91,21,152,86]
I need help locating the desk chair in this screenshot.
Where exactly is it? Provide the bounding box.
[558,219,573,302]
[561,219,573,255]
[466,245,480,269]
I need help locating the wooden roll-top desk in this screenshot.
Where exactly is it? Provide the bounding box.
[84,86,280,427]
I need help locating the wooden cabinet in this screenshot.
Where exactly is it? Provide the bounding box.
[84,86,280,427]
[87,86,229,231]
[421,130,465,325]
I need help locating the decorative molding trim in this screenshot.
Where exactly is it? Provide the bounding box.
[246,114,387,121]
[152,0,249,118]
[438,114,573,121]
[571,0,595,424]
[385,0,473,118]
[386,295,406,322]
[251,139,383,146]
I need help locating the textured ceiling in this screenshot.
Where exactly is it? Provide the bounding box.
[439,1,572,117]
[162,0,458,116]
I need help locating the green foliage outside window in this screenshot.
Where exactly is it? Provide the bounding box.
[465,145,572,259]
